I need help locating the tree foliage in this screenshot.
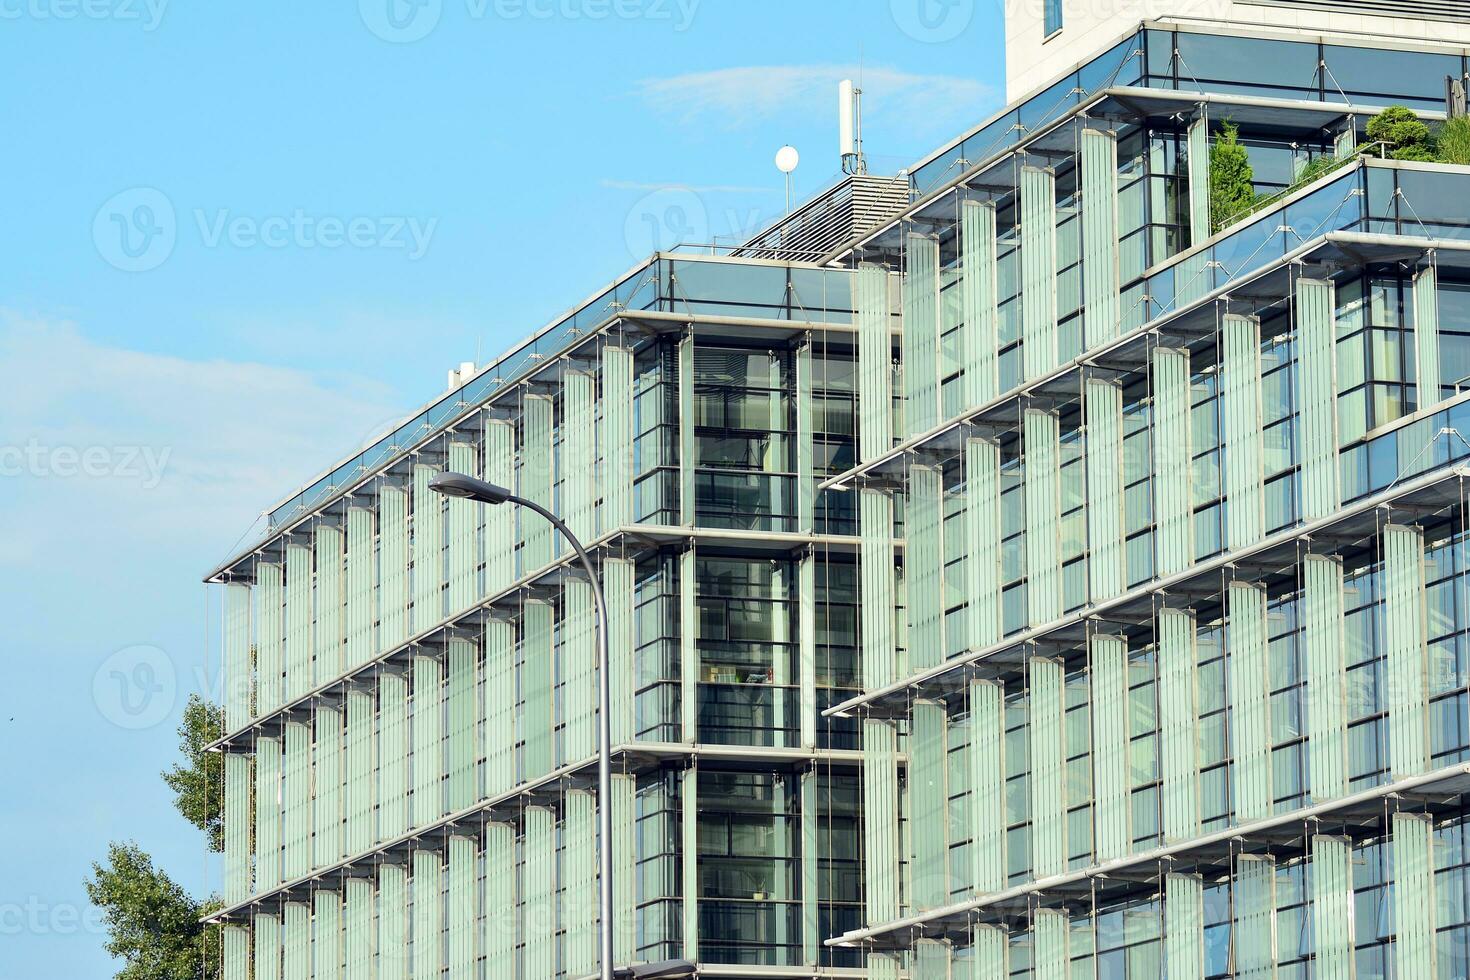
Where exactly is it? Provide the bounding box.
[85,843,221,980]
[1211,106,1469,233]
[1367,105,1435,161]
[89,696,226,980]
[1438,116,1470,166]
[161,695,225,852]
[1209,121,1258,233]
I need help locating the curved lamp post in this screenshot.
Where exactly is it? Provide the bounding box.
[428,472,695,980]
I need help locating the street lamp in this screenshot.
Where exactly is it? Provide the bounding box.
[428,471,622,980]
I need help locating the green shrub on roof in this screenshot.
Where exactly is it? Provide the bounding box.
[1366,105,1435,161]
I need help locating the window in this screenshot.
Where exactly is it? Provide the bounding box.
[691,346,795,532]
[1043,0,1062,37]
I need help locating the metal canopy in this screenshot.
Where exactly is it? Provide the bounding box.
[210,524,874,754]
[825,233,1462,495]
[831,464,1468,720]
[829,763,1470,950]
[209,743,875,924]
[842,87,1383,260]
[205,298,857,585]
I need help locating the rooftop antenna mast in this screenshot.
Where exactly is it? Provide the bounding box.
[840,77,866,175]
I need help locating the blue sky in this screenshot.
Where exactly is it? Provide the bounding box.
[0,1,1005,972]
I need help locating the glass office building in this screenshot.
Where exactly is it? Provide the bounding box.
[211,14,1470,979]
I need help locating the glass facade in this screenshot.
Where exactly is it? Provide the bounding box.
[212,18,1470,980]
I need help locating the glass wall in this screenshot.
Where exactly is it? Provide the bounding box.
[692,346,795,532]
[634,342,678,526]
[695,557,798,746]
[695,770,800,965]
[1146,27,1467,111]
[811,349,859,536]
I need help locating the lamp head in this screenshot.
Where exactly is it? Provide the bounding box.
[428,472,512,505]
[615,961,698,980]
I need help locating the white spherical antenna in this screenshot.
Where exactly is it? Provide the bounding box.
[775,145,800,174]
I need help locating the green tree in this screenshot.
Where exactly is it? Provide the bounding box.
[1366,105,1435,162]
[1209,121,1257,233]
[162,695,225,852]
[89,696,225,980]
[85,843,221,980]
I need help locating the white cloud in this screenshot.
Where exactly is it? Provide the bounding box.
[0,311,402,575]
[634,63,994,131]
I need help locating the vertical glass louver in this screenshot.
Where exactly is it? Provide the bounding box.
[970,678,1006,894]
[379,487,409,650]
[1414,262,1442,408]
[1158,606,1200,842]
[1151,347,1193,576]
[1164,873,1204,980]
[909,701,948,909]
[857,264,893,462]
[315,525,343,687]
[1186,112,1210,244]
[345,506,375,670]
[223,582,250,727]
[1226,581,1271,821]
[1235,853,1276,978]
[1028,657,1068,877]
[1081,128,1120,349]
[904,232,942,434]
[1021,166,1059,381]
[256,562,283,715]
[1220,313,1265,551]
[1089,633,1130,861]
[446,440,478,613]
[1024,408,1062,627]
[1311,835,1354,980]
[1085,378,1126,601]
[1385,522,1431,777]
[1296,277,1340,519]
[483,419,515,594]
[961,200,999,408]
[285,543,310,701]
[1303,554,1347,802]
